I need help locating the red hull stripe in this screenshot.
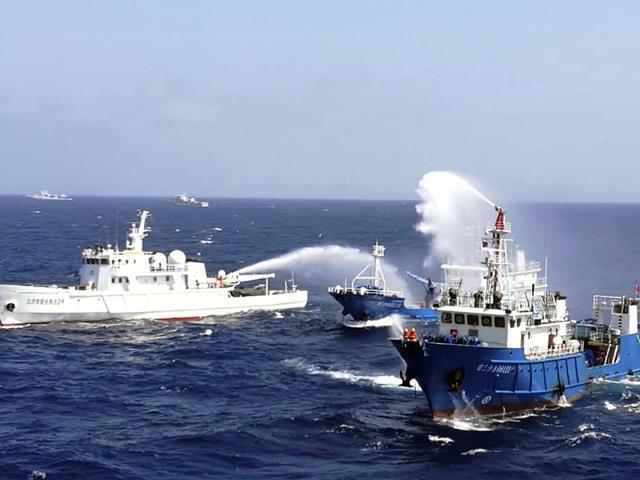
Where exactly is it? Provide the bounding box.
[432,392,585,419]
[157,316,202,322]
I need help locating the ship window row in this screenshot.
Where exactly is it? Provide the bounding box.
[82,258,138,266]
[441,312,505,328]
[83,258,110,265]
[111,277,130,283]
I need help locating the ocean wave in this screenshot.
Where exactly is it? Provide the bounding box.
[461,448,488,456]
[435,417,495,432]
[282,358,421,391]
[428,435,454,445]
[565,431,612,447]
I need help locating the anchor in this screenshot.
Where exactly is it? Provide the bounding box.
[399,366,416,388]
[445,367,464,393]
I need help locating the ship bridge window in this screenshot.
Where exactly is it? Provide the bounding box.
[101,259,109,265]
[495,316,506,328]
[467,314,479,326]
[441,312,452,324]
[454,314,465,325]
[481,316,492,327]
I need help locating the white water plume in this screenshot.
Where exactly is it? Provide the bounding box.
[283,358,419,391]
[235,245,408,292]
[415,171,497,267]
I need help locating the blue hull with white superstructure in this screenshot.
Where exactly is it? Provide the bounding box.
[329,289,437,322]
[328,242,437,328]
[392,203,640,418]
[393,320,640,417]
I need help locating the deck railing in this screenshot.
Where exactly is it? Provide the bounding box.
[525,343,582,360]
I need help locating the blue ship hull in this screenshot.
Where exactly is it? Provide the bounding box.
[329,291,437,322]
[392,334,640,418]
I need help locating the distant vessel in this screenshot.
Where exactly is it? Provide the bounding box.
[26,190,73,201]
[328,242,437,328]
[0,210,307,327]
[173,194,209,208]
[393,205,640,418]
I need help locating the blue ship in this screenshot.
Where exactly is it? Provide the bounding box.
[328,242,437,328]
[392,206,640,418]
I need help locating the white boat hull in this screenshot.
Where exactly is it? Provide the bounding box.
[0,284,308,326]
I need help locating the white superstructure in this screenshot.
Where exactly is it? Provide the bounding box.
[27,190,73,201]
[434,207,574,357]
[0,210,306,327]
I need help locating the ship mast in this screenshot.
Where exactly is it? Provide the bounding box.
[351,241,388,291]
[372,241,386,289]
[126,210,150,252]
[482,206,511,309]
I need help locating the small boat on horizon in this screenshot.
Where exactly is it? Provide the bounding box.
[328,242,437,328]
[173,193,209,208]
[26,190,73,201]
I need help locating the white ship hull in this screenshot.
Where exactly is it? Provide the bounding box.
[0,284,308,326]
[26,195,73,201]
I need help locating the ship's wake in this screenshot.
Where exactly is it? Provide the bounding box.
[283,358,421,391]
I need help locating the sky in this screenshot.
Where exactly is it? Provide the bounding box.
[1,1,639,201]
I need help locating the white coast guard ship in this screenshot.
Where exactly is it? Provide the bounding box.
[0,210,307,327]
[26,190,73,201]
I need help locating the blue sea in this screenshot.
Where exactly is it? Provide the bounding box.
[0,196,639,479]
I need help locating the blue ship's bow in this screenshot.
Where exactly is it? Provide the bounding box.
[329,290,436,322]
[391,338,593,417]
[329,290,404,321]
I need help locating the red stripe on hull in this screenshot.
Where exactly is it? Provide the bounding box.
[431,392,585,419]
[157,316,202,322]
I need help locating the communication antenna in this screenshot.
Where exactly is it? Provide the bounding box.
[115,209,120,252]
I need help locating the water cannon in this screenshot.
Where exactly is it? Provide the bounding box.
[493,205,506,232]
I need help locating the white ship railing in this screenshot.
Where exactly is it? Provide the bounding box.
[439,292,538,312]
[486,222,512,233]
[525,343,582,360]
[593,295,622,309]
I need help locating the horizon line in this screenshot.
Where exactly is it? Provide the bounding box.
[0,193,638,205]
